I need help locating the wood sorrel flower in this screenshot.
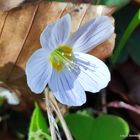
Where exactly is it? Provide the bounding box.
[25,14,114,106]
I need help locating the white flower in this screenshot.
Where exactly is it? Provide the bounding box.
[25,14,114,106]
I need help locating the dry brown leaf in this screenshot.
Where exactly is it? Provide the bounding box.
[0,0,25,11]
[134,0,140,4]
[0,0,44,11]
[0,2,115,110]
[90,33,116,59]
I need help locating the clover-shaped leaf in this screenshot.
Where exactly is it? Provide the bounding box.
[65,113,129,140]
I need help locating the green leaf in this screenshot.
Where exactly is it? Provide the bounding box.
[93,115,129,140]
[28,103,50,140]
[65,113,129,140]
[110,6,140,65]
[93,0,130,9]
[126,31,140,65]
[0,96,5,106]
[65,113,95,140]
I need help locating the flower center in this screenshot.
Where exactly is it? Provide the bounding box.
[50,45,73,72]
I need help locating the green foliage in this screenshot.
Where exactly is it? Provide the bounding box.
[93,0,130,9]
[111,8,140,65]
[126,29,140,65]
[109,3,140,66]
[65,113,129,140]
[46,0,130,8]
[28,103,51,140]
[0,96,5,106]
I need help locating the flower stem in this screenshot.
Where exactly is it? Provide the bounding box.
[101,89,107,113]
[49,92,73,140]
[44,88,57,140]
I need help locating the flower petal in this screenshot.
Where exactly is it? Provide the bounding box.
[48,69,86,106]
[73,52,110,93]
[25,48,52,93]
[68,16,114,53]
[40,14,71,51]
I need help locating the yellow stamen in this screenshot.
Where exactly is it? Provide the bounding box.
[50,45,73,72]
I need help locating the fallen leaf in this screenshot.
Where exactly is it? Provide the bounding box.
[90,33,116,59]
[0,0,25,11]
[134,0,140,4]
